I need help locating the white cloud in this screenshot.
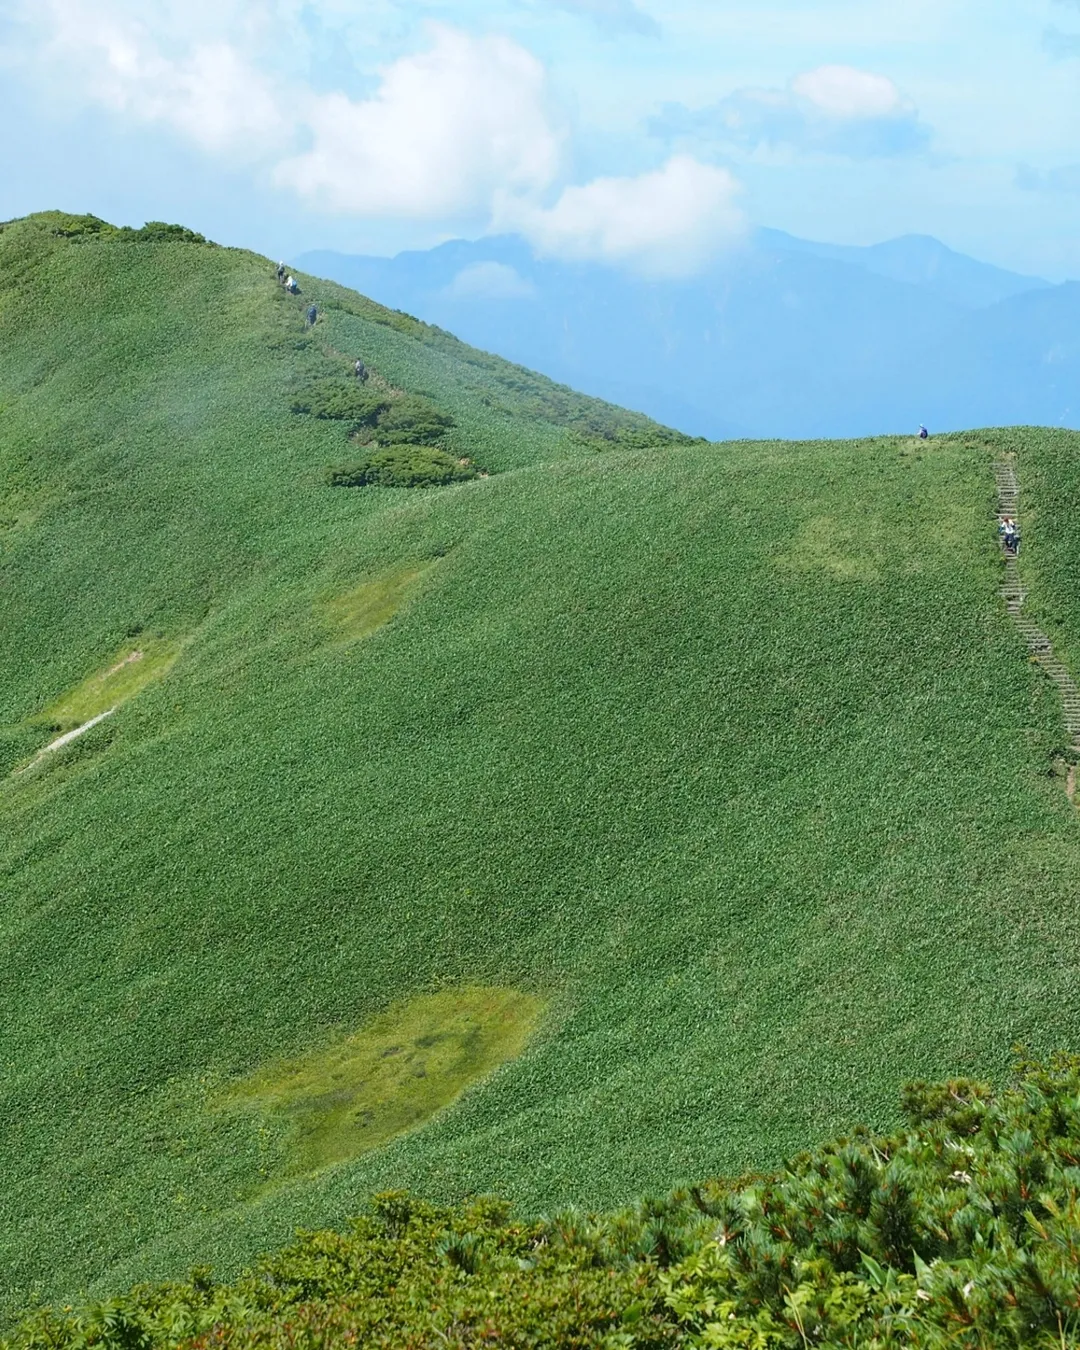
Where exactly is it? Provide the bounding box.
[17,8,564,220]
[444,262,537,300]
[107,42,287,154]
[22,0,288,155]
[10,3,735,275]
[276,26,562,217]
[499,155,745,277]
[652,65,928,160]
[790,65,906,120]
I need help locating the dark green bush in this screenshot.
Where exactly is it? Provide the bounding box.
[290,380,391,425]
[375,394,455,446]
[291,382,453,445]
[328,447,478,489]
[47,213,113,239]
[117,222,210,244]
[41,215,209,244]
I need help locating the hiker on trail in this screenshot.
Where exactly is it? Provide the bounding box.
[354,358,367,381]
[285,275,299,294]
[306,304,318,327]
[1000,517,1020,555]
[918,424,929,440]
[276,261,286,284]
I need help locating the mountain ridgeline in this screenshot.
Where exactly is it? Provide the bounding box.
[299,230,1078,441]
[2,211,1080,1328]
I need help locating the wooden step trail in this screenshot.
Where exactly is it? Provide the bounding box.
[995,459,1080,755]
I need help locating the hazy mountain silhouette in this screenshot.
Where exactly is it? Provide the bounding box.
[298,231,1073,440]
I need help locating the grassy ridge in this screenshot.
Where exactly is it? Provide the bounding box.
[0,215,1079,1312]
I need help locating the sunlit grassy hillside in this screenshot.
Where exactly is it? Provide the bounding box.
[1,212,1079,1314]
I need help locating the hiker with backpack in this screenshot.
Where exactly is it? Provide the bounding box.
[276,261,286,284]
[1000,517,1020,556]
[354,358,367,381]
[306,304,318,327]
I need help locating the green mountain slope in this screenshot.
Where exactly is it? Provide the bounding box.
[1,213,1079,1312]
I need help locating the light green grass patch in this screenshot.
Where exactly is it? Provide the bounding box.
[36,637,180,728]
[217,987,545,1177]
[779,514,884,582]
[321,562,435,642]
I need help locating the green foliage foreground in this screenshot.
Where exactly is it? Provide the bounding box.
[13,1057,1080,1349]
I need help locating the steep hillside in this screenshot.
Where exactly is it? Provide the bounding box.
[2,213,1080,1314]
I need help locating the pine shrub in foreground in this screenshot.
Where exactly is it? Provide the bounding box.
[12,1055,1080,1349]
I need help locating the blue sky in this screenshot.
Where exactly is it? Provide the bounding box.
[2,0,1079,277]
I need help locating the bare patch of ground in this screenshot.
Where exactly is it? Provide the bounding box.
[37,637,179,728]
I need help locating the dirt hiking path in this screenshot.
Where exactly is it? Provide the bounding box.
[995,460,1080,791]
[16,707,117,777]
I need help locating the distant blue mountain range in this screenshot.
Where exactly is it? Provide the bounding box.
[297,230,1078,440]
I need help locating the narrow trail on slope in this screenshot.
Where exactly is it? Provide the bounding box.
[15,707,117,777]
[994,459,1080,797]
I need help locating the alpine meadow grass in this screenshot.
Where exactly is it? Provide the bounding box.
[0,213,1079,1319]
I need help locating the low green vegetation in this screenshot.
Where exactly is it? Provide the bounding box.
[25,211,210,244]
[291,374,458,479]
[321,563,435,641]
[373,393,455,446]
[216,987,545,1178]
[327,447,478,488]
[289,379,390,424]
[1,213,1080,1327]
[11,1056,1080,1349]
[34,636,180,728]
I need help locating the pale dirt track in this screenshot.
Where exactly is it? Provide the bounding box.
[994,460,1080,788]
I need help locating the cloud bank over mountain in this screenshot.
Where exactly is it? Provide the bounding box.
[498,156,746,277]
[4,0,1080,278]
[653,65,929,160]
